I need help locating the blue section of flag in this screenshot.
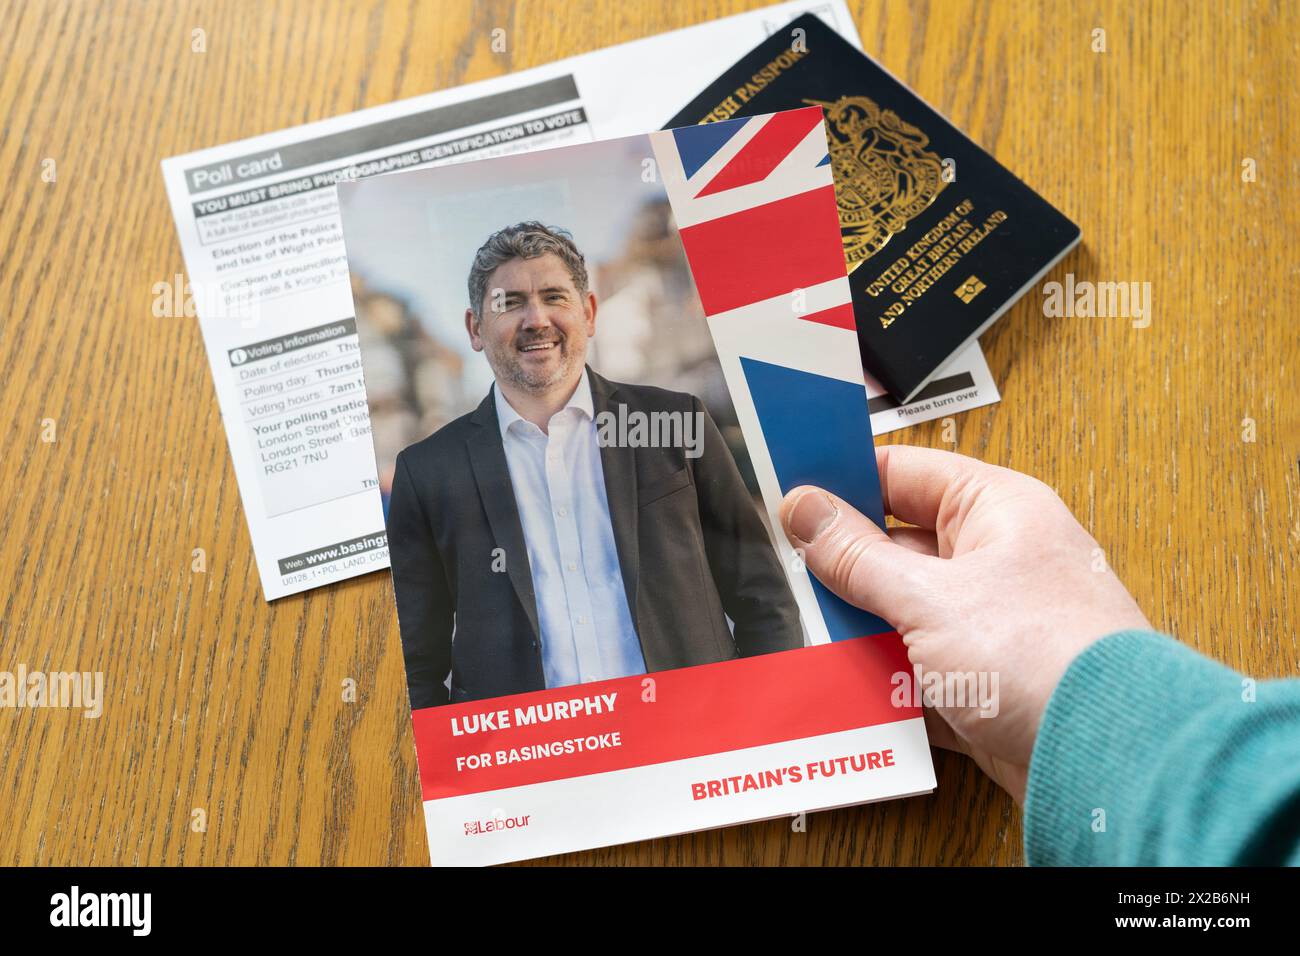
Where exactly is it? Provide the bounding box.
[817,153,831,166]
[671,117,746,180]
[739,357,892,641]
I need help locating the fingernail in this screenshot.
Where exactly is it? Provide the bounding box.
[788,490,838,544]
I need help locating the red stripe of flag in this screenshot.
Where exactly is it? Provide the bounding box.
[800,301,858,330]
[695,106,825,197]
[678,184,846,315]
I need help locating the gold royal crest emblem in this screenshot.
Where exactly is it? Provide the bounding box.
[807,95,948,272]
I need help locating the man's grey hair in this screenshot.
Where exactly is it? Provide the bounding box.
[467,221,589,320]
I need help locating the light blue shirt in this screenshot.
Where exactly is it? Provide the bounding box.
[494,369,646,687]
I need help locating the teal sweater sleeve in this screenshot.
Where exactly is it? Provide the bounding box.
[1024,629,1300,866]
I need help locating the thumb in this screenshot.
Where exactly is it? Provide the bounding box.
[779,485,934,629]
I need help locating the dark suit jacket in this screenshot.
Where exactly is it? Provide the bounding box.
[386,366,802,708]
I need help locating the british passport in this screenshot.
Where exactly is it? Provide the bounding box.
[667,13,1080,403]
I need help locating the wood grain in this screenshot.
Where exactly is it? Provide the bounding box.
[0,0,1295,866]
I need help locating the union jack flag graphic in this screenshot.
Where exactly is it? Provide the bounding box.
[650,107,892,643]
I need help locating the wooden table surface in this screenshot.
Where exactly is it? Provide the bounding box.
[1,0,1296,866]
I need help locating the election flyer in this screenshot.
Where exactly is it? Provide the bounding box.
[336,108,936,865]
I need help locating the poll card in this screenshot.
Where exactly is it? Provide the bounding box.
[161,0,998,600]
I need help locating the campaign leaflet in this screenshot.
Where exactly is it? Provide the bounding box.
[337,107,934,865]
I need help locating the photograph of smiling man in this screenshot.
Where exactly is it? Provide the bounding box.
[386,221,801,708]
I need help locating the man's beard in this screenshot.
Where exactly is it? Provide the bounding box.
[490,330,583,393]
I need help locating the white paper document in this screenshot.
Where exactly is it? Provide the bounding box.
[864,343,999,432]
[161,0,999,599]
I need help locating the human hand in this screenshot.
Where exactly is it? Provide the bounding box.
[779,444,1150,804]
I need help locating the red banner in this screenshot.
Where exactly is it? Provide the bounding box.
[412,632,917,800]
